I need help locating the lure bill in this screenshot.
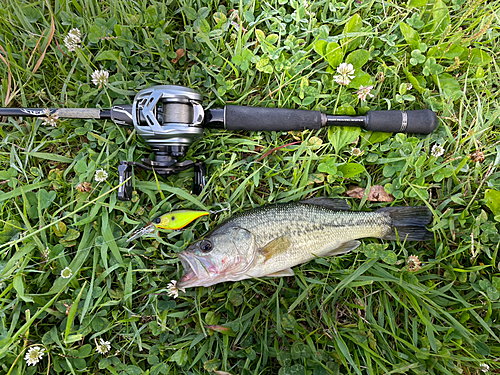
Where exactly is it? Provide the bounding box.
[127,225,156,243]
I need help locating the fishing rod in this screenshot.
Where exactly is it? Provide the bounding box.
[0,85,438,201]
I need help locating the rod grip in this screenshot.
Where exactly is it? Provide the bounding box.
[365,109,438,134]
[224,105,324,131]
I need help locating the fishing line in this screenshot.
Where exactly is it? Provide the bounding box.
[1,234,129,275]
[0,177,131,253]
[6,236,148,275]
[2,201,232,278]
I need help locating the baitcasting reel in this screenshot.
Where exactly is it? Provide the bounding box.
[109,86,207,201]
[0,85,438,201]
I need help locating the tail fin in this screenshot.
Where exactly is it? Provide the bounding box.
[377,207,433,241]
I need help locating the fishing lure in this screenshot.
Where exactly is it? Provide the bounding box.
[127,207,229,242]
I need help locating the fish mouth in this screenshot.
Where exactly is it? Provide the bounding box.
[177,252,216,288]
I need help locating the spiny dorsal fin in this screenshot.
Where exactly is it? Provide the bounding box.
[260,236,291,262]
[266,268,295,277]
[300,197,351,211]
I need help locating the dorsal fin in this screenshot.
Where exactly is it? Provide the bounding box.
[300,197,351,211]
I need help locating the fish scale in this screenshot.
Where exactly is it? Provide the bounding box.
[176,199,433,288]
[222,205,393,278]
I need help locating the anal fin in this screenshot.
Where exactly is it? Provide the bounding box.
[266,268,295,277]
[324,240,361,257]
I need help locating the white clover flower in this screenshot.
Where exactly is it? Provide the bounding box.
[94,169,108,182]
[41,108,59,127]
[480,363,490,373]
[91,70,109,87]
[407,255,421,272]
[24,346,45,366]
[42,247,50,262]
[431,144,445,158]
[96,338,111,354]
[61,267,72,279]
[76,182,92,193]
[356,85,374,101]
[167,280,185,299]
[64,28,82,52]
[351,147,363,156]
[333,63,355,86]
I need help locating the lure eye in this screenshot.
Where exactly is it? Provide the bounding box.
[199,240,213,253]
[153,217,161,224]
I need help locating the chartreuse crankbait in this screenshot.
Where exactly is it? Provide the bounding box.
[154,210,209,230]
[127,208,229,242]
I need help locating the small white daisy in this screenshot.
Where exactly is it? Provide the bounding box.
[24,346,45,366]
[41,108,59,127]
[480,363,490,373]
[95,338,111,354]
[91,70,109,87]
[431,144,445,158]
[61,267,72,279]
[333,63,355,86]
[64,28,81,52]
[356,85,374,101]
[167,280,185,299]
[94,169,108,182]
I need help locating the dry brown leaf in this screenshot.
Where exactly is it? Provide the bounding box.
[368,185,394,202]
[346,185,394,202]
[171,48,185,63]
[32,0,56,75]
[346,186,364,199]
[204,325,229,332]
[0,45,11,106]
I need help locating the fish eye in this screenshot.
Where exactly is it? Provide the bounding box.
[153,217,161,224]
[199,240,213,253]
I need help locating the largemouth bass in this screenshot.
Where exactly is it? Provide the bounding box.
[177,198,433,288]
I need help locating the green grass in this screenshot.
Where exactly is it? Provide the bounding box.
[1,0,500,374]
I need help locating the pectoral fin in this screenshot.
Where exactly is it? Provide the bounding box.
[260,236,291,262]
[324,240,361,256]
[266,268,295,277]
